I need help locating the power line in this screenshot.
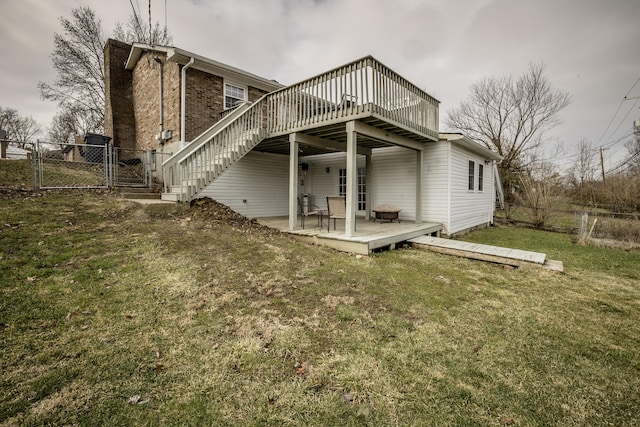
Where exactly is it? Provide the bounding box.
[602,97,640,149]
[129,0,144,38]
[595,76,640,146]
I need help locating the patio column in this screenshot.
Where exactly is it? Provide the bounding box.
[365,153,373,220]
[289,133,299,231]
[345,121,357,237]
[416,149,423,224]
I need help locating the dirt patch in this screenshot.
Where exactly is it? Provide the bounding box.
[186,197,282,236]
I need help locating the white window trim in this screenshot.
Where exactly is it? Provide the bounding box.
[468,160,475,192]
[224,80,248,110]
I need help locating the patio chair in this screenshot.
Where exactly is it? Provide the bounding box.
[326,195,348,232]
[297,196,319,229]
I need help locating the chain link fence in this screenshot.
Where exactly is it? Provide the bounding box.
[36,140,111,189]
[0,139,162,190]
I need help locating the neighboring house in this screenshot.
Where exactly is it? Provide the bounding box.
[0,142,31,160]
[104,41,501,237]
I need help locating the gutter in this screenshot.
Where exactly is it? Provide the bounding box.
[181,57,195,144]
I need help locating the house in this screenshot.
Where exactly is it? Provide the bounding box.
[0,141,31,160]
[104,40,501,248]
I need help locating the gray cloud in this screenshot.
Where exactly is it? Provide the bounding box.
[1,0,638,168]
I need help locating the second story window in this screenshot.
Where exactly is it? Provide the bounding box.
[224,83,246,109]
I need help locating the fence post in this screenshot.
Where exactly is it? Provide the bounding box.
[33,140,39,189]
[580,212,588,239]
[107,144,114,187]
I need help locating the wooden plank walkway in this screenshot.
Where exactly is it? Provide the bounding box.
[408,236,547,265]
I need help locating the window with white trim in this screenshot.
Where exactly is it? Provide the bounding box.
[478,163,484,192]
[224,82,246,109]
[468,160,475,191]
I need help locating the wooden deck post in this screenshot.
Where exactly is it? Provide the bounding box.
[415,149,423,224]
[345,121,357,237]
[289,133,299,231]
[365,153,373,220]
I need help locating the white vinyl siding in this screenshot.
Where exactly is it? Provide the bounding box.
[371,147,417,221]
[449,144,494,234]
[194,140,495,234]
[422,142,451,232]
[198,151,289,217]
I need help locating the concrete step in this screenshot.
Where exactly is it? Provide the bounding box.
[161,193,180,202]
[120,192,161,200]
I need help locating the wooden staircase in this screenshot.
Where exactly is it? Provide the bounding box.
[161,101,268,202]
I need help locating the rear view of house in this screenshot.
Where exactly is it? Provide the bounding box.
[104,40,501,250]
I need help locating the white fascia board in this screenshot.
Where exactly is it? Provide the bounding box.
[124,43,170,70]
[439,133,502,161]
[167,47,285,93]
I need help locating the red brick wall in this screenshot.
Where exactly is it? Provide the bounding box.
[107,40,274,151]
[104,39,135,150]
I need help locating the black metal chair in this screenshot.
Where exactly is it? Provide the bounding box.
[297,196,319,229]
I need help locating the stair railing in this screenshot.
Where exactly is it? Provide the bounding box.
[163,98,268,201]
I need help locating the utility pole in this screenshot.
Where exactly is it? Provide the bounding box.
[599,146,606,183]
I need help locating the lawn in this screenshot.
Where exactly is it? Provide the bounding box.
[1,190,639,426]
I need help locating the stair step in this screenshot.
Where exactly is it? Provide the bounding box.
[121,192,161,200]
[161,193,180,202]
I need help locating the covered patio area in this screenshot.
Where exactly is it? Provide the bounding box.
[258,216,442,255]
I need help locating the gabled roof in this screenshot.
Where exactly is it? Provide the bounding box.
[439,133,502,161]
[125,43,285,93]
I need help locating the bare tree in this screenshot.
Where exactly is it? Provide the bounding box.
[573,139,596,184]
[566,138,599,206]
[38,6,174,140]
[516,162,563,229]
[446,63,571,202]
[623,124,640,174]
[0,106,41,147]
[113,13,172,45]
[48,107,95,144]
[38,6,106,134]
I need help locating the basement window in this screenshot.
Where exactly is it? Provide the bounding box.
[224,82,247,109]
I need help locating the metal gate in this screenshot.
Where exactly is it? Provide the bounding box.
[112,147,149,187]
[34,141,154,189]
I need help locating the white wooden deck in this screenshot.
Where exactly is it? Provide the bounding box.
[408,236,563,272]
[257,216,442,255]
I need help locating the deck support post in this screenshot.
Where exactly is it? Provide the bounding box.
[365,153,373,221]
[289,133,299,231]
[345,121,357,237]
[415,149,423,224]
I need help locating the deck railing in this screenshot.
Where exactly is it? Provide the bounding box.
[266,56,439,139]
[163,56,440,201]
[163,101,267,200]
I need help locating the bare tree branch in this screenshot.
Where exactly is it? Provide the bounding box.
[446,63,571,203]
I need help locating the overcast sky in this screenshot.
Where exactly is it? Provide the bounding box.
[1,0,639,170]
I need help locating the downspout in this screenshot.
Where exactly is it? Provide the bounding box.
[181,57,195,145]
[153,57,164,143]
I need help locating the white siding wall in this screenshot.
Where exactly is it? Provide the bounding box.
[371,147,417,221]
[299,152,365,210]
[422,143,450,232]
[300,145,454,228]
[195,140,495,231]
[198,151,289,218]
[449,144,494,234]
